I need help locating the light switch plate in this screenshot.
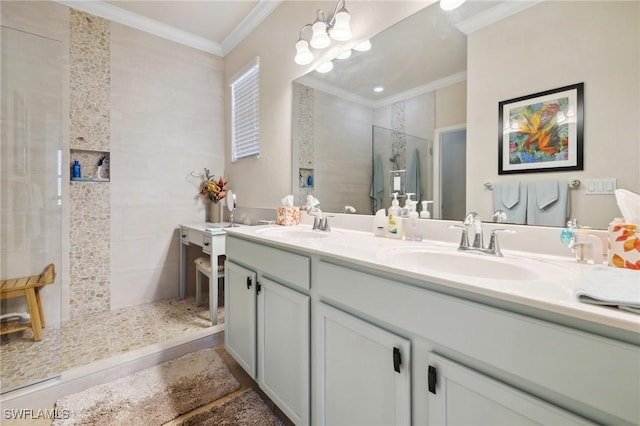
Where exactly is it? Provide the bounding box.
[584,178,616,195]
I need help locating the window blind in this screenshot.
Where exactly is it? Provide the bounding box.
[230,58,260,161]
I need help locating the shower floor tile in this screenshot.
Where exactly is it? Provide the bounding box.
[0,297,222,393]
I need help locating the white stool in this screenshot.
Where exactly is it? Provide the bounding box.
[194,256,224,325]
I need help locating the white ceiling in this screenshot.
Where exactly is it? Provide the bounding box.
[57,0,282,55]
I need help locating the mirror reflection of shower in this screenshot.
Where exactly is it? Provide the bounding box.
[371,126,433,214]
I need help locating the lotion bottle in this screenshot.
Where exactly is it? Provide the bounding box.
[405,211,422,241]
[387,192,403,239]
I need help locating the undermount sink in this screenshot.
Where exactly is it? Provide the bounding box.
[256,227,332,240]
[382,248,541,281]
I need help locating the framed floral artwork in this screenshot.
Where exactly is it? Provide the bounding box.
[498,83,583,174]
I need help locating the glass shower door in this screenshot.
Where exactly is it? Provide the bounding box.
[1,26,63,393]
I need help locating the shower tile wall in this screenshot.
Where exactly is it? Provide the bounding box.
[69,10,111,318]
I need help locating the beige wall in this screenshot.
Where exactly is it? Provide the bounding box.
[224,1,429,209]
[467,1,639,229]
[436,81,466,129]
[109,23,225,310]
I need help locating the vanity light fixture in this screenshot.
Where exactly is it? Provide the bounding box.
[440,0,467,11]
[336,49,352,60]
[353,39,372,52]
[316,61,334,73]
[295,0,353,64]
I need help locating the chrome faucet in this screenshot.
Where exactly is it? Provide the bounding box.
[449,212,516,256]
[308,206,332,231]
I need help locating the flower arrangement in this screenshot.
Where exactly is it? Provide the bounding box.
[195,168,228,203]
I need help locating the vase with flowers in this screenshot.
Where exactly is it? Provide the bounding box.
[195,168,228,223]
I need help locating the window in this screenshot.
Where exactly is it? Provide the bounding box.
[230,57,260,161]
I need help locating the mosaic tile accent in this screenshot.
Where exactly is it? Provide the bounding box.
[391,101,407,171]
[69,10,110,151]
[69,182,110,318]
[68,9,111,318]
[0,298,220,393]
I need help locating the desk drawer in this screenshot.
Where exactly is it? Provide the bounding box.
[180,227,189,245]
[202,234,212,254]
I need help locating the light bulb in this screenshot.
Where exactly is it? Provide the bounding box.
[295,39,314,65]
[336,49,352,59]
[440,0,467,11]
[310,20,331,49]
[353,40,371,52]
[373,86,384,93]
[316,61,334,73]
[330,8,352,41]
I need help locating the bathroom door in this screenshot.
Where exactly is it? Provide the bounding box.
[440,128,466,221]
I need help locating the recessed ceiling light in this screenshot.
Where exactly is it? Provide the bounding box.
[373,86,384,93]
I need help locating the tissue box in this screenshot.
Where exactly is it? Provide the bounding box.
[608,221,640,270]
[277,206,300,226]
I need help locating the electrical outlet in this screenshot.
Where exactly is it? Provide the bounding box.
[584,178,616,195]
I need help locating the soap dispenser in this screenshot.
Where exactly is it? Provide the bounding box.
[402,193,415,218]
[387,192,403,239]
[405,211,422,241]
[420,200,433,219]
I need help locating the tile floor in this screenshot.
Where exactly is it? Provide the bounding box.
[1,297,221,393]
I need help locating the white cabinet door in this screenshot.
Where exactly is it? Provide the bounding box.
[315,303,411,426]
[427,352,595,425]
[258,277,310,425]
[224,261,257,378]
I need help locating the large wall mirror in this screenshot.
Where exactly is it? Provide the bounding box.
[291,1,639,229]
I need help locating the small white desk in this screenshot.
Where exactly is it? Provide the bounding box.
[179,222,233,322]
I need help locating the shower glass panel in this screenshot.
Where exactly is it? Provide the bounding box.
[1,26,63,393]
[372,125,433,212]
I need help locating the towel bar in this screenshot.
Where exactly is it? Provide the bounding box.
[484,179,580,190]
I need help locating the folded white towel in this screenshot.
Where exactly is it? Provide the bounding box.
[574,266,640,313]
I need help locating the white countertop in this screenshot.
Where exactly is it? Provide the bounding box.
[225,224,640,337]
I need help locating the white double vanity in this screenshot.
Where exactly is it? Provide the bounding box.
[223,222,639,426]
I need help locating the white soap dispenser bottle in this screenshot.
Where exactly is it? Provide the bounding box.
[420,200,433,219]
[405,211,422,241]
[402,193,415,218]
[387,192,403,239]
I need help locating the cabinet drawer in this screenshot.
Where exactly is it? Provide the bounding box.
[317,260,640,424]
[180,227,189,245]
[202,234,212,254]
[227,236,310,291]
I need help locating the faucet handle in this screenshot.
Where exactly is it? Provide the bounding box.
[448,224,469,249]
[321,215,334,231]
[487,229,516,257]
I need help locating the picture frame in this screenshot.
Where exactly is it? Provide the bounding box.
[498,83,583,175]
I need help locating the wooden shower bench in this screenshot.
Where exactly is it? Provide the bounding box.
[1,263,56,341]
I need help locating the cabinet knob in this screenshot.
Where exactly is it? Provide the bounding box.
[204,242,209,246]
[246,276,252,289]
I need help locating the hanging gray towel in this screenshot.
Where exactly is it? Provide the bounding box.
[406,148,422,202]
[492,181,526,224]
[369,154,384,213]
[526,180,570,226]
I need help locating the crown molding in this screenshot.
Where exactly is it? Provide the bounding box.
[296,75,375,108]
[54,0,224,56]
[456,0,544,35]
[221,0,283,56]
[372,71,467,108]
[297,71,467,110]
